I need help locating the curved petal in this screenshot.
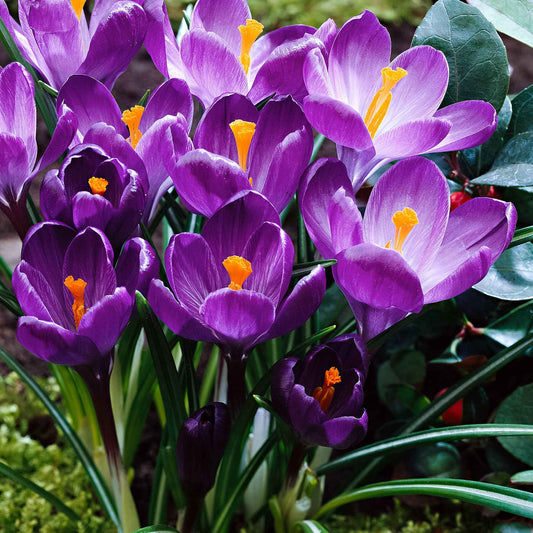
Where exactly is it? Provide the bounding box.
[116,237,158,296]
[271,357,298,422]
[287,384,326,437]
[71,191,113,232]
[334,243,424,312]
[363,157,450,273]
[316,412,367,449]
[303,47,334,97]
[348,300,408,342]
[171,149,250,217]
[303,94,373,150]
[0,133,31,204]
[78,1,146,89]
[200,288,276,352]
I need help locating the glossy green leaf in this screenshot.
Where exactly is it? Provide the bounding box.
[511,470,533,484]
[412,0,509,112]
[315,479,533,519]
[475,243,533,300]
[133,527,180,533]
[496,384,533,467]
[406,442,462,478]
[468,0,533,48]
[510,225,533,248]
[483,299,533,346]
[293,520,330,532]
[507,85,533,138]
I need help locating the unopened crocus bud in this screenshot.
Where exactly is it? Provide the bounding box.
[450,191,472,212]
[435,389,463,426]
[177,402,231,498]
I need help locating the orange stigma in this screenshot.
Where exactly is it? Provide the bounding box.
[385,207,418,254]
[122,105,144,149]
[313,367,342,412]
[88,177,108,196]
[64,275,87,330]
[238,19,263,74]
[71,0,86,19]
[230,119,256,172]
[223,255,252,290]
[364,67,407,138]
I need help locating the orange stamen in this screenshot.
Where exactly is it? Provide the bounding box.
[229,119,256,172]
[64,275,87,330]
[71,0,86,19]
[222,255,252,290]
[238,19,264,74]
[364,67,407,138]
[88,177,108,196]
[313,367,342,412]
[121,105,144,149]
[385,207,418,254]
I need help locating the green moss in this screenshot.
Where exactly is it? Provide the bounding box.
[0,373,114,533]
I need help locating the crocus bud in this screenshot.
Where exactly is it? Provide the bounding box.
[177,402,231,498]
[450,191,472,212]
[435,389,463,425]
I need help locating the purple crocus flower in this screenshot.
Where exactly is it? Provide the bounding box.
[300,156,517,341]
[272,335,368,449]
[0,62,76,238]
[170,93,313,215]
[40,144,148,249]
[12,221,157,368]
[303,10,498,191]
[57,74,194,222]
[143,0,336,107]
[0,0,146,90]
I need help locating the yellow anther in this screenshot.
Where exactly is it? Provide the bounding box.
[364,67,407,138]
[249,177,253,186]
[313,367,342,412]
[223,255,252,290]
[88,177,108,196]
[238,19,263,74]
[229,119,256,172]
[121,105,144,149]
[64,275,87,331]
[385,207,419,254]
[71,0,86,19]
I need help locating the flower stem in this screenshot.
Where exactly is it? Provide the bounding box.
[182,497,201,533]
[225,352,247,419]
[284,440,308,489]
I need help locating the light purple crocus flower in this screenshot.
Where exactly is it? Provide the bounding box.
[300,156,517,341]
[170,93,313,215]
[0,0,146,90]
[0,62,76,238]
[12,221,157,369]
[303,10,498,191]
[57,74,194,222]
[143,0,336,107]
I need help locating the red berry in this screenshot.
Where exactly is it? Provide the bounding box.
[450,191,472,212]
[435,388,463,425]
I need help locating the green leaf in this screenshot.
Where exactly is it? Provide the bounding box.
[511,469,533,484]
[468,0,533,48]
[293,520,330,532]
[412,0,509,112]
[318,424,533,475]
[315,478,533,519]
[405,442,462,478]
[483,299,533,346]
[496,384,533,466]
[0,461,81,523]
[310,134,325,163]
[510,225,533,248]
[133,526,180,533]
[508,85,533,138]
[475,243,533,300]
[472,163,533,187]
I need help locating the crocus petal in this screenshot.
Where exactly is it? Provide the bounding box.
[77,287,132,354]
[200,288,276,352]
[303,95,373,150]
[363,157,450,273]
[271,357,298,423]
[78,1,146,89]
[348,300,408,342]
[57,75,125,138]
[329,187,364,254]
[429,100,498,153]
[328,11,391,111]
[193,93,258,161]
[334,243,424,312]
[189,0,250,58]
[0,62,36,167]
[141,78,194,132]
[314,18,337,53]
[180,29,248,108]
[71,191,113,231]
[116,237,158,296]
[0,133,31,204]
[287,384,326,434]
[170,149,250,217]
[318,412,368,449]
[303,47,334,97]
[17,317,100,366]
[266,265,326,339]
[147,279,217,342]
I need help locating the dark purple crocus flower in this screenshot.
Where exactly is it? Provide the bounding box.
[272,335,368,449]
[57,74,194,222]
[40,144,148,249]
[300,156,517,341]
[303,10,498,191]
[170,93,313,215]
[0,0,146,90]
[12,221,157,368]
[0,62,76,238]
[143,0,336,107]
[148,190,326,354]
[177,402,231,499]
